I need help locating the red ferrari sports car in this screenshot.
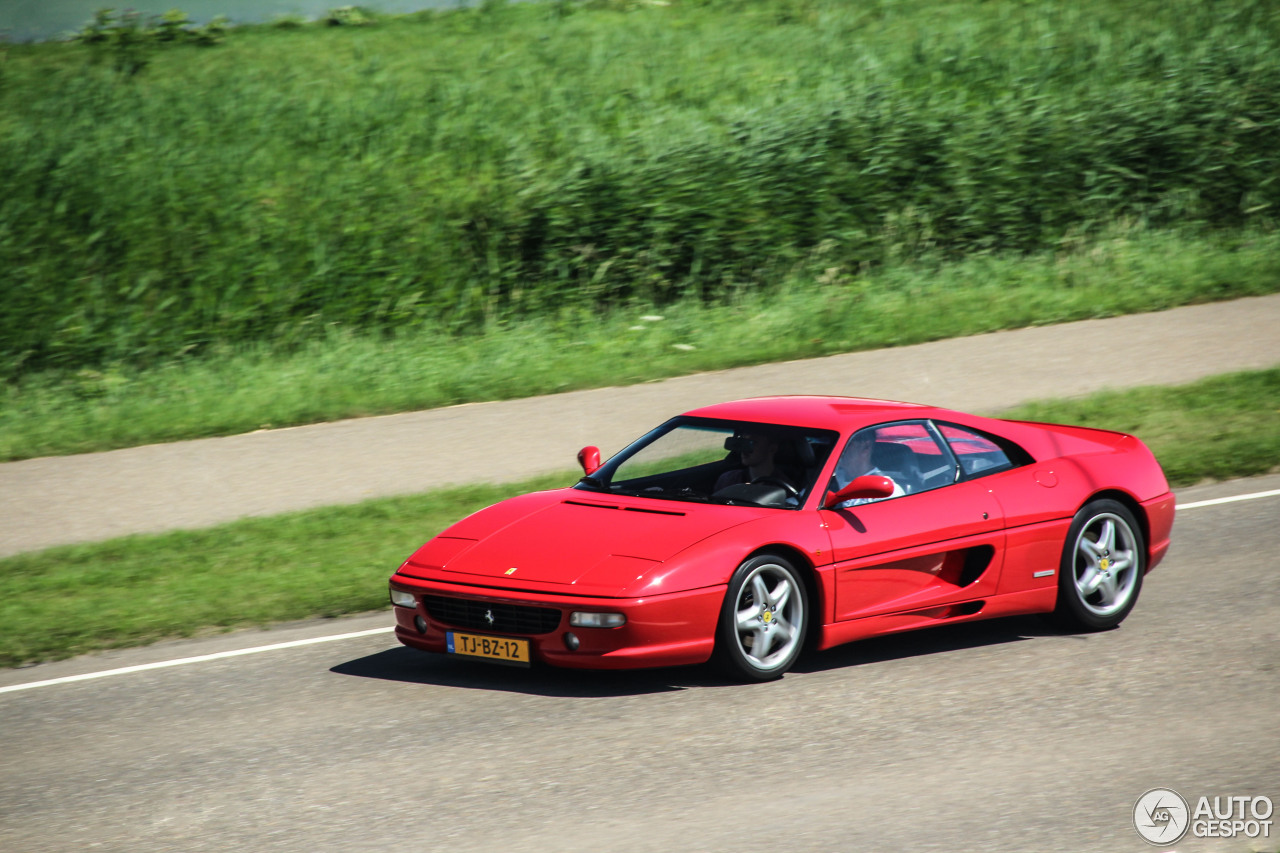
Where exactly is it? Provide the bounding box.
[389,396,1174,681]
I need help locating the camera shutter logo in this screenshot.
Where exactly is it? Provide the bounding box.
[1135,788,1191,846]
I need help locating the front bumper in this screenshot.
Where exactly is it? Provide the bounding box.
[388,574,724,670]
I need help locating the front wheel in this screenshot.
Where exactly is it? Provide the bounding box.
[714,554,809,681]
[1053,499,1145,631]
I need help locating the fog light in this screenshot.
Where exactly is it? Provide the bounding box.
[414,615,427,634]
[389,588,416,608]
[570,611,626,628]
[563,632,580,651]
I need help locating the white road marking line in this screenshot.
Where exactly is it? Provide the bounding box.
[1176,488,1280,510]
[0,627,392,695]
[3,487,1279,696]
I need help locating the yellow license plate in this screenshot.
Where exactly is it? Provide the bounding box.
[446,631,531,665]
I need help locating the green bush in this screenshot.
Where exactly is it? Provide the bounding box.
[76,7,225,59]
[322,6,379,27]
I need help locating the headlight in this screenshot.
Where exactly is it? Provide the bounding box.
[569,611,626,628]
[389,588,417,608]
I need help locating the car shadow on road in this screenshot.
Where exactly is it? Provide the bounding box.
[332,615,1082,696]
[329,646,721,697]
[794,614,1082,674]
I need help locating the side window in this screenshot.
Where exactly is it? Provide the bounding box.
[834,421,958,499]
[938,423,1024,479]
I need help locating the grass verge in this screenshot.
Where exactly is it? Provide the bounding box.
[1004,368,1280,487]
[3,224,1278,461]
[2,367,1278,668]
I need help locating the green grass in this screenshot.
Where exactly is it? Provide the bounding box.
[0,471,568,669]
[4,223,1278,461]
[3,0,1277,463]
[1,0,1278,376]
[2,367,1277,668]
[1003,368,1280,486]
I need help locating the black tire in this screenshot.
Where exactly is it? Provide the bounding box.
[714,553,808,681]
[1053,499,1145,631]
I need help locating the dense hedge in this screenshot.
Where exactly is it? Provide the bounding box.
[1,0,1277,376]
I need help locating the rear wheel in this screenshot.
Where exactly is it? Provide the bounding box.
[1053,499,1145,631]
[715,554,808,681]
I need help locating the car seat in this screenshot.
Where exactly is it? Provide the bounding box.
[769,436,816,498]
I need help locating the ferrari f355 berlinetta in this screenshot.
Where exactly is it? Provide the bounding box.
[389,397,1174,681]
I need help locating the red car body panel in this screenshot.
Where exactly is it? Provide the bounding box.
[389,396,1175,672]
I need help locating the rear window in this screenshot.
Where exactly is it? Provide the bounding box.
[938,423,1026,479]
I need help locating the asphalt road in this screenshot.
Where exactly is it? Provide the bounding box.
[4,293,1280,556]
[2,474,1277,853]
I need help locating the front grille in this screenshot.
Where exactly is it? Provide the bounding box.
[423,595,562,635]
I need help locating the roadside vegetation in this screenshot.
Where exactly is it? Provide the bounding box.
[4,224,1277,460]
[1,0,1278,458]
[2,367,1278,668]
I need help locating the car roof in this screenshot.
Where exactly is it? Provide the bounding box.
[681,396,951,432]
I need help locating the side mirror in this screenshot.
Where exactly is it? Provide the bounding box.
[577,446,602,476]
[823,475,894,509]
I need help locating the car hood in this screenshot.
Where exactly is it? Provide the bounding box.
[399,489,769,594]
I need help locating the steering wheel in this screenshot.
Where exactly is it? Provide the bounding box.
[753,476,799,498]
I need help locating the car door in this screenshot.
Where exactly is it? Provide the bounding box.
[820,421,1007,622]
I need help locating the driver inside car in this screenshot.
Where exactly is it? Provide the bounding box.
[714,431,795,493]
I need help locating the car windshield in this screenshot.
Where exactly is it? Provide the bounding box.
[574,417,838,509]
